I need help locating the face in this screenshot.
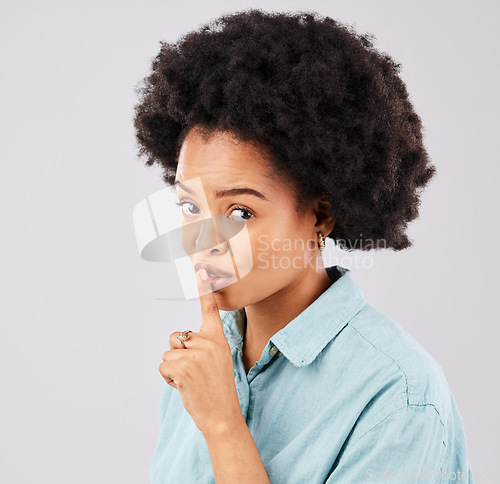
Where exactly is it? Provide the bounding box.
[174,127,332,311]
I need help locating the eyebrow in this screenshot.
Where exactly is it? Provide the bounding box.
[175,181,269,201]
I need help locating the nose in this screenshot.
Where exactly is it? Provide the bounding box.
[196,216,227,254]
[179,214,246,257]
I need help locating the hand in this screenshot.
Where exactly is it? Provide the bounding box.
[158,268,243,435]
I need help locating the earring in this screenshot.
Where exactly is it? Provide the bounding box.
[318,232,326,252]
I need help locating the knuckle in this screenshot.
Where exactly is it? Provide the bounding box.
[188,349,200,363]
[206,303,219,313]
[169,332,178,346]
[178,360,187,373]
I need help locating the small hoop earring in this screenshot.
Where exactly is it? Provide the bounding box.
[318,232,326,252]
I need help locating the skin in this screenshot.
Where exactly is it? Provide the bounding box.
[173,126,336,373]
[159,126,336,482]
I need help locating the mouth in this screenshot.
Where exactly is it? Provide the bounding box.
[193,260,235,292]
[193,261,234,279]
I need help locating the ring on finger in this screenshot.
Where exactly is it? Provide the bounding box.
[177,330,192,348]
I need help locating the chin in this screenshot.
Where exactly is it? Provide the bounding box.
[212,286,242,311]
[213,278,263,311]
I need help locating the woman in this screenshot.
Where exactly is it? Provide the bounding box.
[133,9,474,483]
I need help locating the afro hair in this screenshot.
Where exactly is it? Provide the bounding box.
[133,8,436,251]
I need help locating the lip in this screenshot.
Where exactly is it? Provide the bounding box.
[193,261,234,279]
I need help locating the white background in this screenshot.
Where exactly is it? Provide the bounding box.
[1,0,497,482]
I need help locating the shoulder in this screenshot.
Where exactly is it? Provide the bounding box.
[341,301,460,444]
[347,302,449,408]
[328,302,473,477]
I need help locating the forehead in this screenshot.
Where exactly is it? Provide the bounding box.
[175,128,276,186]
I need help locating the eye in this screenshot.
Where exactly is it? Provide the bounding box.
[175,200,254,221]
[175,200,200,216]
[228,205,254,222]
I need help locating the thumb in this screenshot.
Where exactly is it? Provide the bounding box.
[196,269,223,335]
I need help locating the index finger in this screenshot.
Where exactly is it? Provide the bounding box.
[196,269,221,333]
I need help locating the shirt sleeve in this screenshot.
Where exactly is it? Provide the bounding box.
[324,403,467,483]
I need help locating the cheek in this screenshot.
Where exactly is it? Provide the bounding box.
[216,212,314,303]
[217,221,287,286]
[228,221,254,279]
[250,216,312,273]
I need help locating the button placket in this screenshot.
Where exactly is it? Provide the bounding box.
[233,347,250,420]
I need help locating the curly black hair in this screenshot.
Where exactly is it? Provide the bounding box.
[133,8,436,251]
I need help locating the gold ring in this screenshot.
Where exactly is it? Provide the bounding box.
[177,330,192,348]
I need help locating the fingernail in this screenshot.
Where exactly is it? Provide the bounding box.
[198,269,208,281]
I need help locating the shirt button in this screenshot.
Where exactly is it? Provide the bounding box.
[269,345,278,357]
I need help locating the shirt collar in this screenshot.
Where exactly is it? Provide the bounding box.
[220,265,367,367]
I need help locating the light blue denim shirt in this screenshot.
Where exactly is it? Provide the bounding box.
[149,265,474,483]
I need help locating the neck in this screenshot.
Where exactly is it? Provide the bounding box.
[242,259,334,363]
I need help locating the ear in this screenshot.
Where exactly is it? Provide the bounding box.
[311,194,335,237]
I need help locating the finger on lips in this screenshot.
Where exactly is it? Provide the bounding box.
[198,268,209,282]
[159,268,220,389]
[196,269,221,328]
[196,268,213,299]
